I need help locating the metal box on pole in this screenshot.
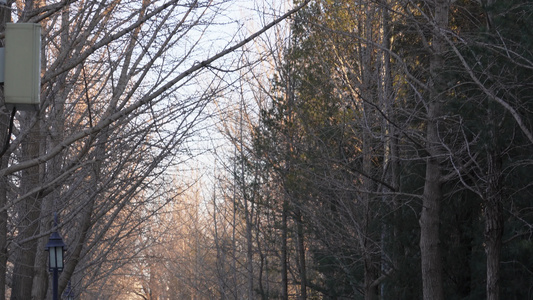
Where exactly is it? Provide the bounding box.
[4,23,41,111]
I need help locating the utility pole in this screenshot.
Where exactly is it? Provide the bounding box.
[0,0,10,298]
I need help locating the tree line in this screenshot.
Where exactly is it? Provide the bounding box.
[217,0,533,299]
[0,0,532,299]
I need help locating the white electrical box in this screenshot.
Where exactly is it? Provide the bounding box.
[4,23,41,111]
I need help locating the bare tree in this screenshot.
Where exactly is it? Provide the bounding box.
[0,0,310,298]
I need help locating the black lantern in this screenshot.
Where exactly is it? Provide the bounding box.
[45,231,66,272]
[46,214,66,300]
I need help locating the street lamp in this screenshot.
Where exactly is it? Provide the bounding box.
[46,231,65,272]
[46,217,66,300]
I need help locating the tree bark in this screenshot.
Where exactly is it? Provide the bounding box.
[485,192,502,300]
[11,113,41,300]
[482,2,502,298]
[295,208,307,300]
[361,3,378,299]
[485,136,503,300]
[281,199,289,300]
[379,1,398,297]
[420,1,449,300]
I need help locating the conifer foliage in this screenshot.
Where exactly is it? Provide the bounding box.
[247,0,533,299]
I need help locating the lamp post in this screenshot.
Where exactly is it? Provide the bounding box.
[45,217,66,300]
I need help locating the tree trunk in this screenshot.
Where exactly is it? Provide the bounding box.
[361,3,378,299]
[485,140,503,300]
[244,193,254,300]
[420,155,443,300]
[295,208,307,300]
[485,197,502,300]
[420,1,449,300]
[33,5,71,297]
[281,200,289,300]
[11,113,41,300]
[379,1,397,296]
[482,2,503,298]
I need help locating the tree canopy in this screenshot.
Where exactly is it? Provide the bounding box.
[1,0,533,299]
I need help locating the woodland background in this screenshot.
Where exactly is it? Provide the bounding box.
[0,0,532,299]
